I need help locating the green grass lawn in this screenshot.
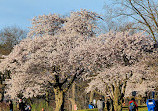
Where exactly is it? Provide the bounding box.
[78,106,148,111]
[122,106,148,111]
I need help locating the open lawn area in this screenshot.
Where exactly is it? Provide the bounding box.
[78,106,148,111]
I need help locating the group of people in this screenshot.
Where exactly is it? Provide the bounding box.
[88,98,138,111]
[88,98,106,111]
[8,98,46,111]
[9,99,31,111]
[9,98,138,111]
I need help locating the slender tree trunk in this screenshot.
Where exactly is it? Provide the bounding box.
[72,83,76,110]
[45,91,49,107]
[0,93,2,102]
[54,87,65,111]
[110,98,114,111]
[0,84,4,102]
[0,74,4,102]
[69,83,76,111]
[89,91,94,103]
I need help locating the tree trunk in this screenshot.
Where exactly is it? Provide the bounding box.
[71,83,76,110]
[0,84,4,102]
[45,91,49,107]
[89,91,94,103]
[111,79,127,111]
[110,98,114,111]
[113,85,123,111]
[54,88,65,111]
[52,68,84,111]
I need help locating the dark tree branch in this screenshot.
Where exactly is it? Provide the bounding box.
[128,0,157,42]
[63,68,84,92]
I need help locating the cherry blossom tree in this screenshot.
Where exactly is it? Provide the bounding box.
[28,9,100,38]
[0,10,100,111]
[28,14,65,37]
[70,31,158,111]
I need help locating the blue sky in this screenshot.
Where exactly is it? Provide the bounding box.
[0,0,106,29]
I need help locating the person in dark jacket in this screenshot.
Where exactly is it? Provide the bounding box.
[19,99,25,111]
[9,100,13,111]
[106,99,110,111]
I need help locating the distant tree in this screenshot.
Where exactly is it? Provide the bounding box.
[104,0,158,42]
[102,4,135,34]
[0,26,27,55]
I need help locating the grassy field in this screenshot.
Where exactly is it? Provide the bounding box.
[0,101,148,111]
[122,106,148,111]
[78,106,148,111]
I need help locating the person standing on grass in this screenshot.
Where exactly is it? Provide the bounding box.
[129,98,138,111]
[106,99,110,111]
[88,102,94,109]
[9,100,13,111]
[19,99,25,111]
[25,104,31,111]
[97,98,105,111]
